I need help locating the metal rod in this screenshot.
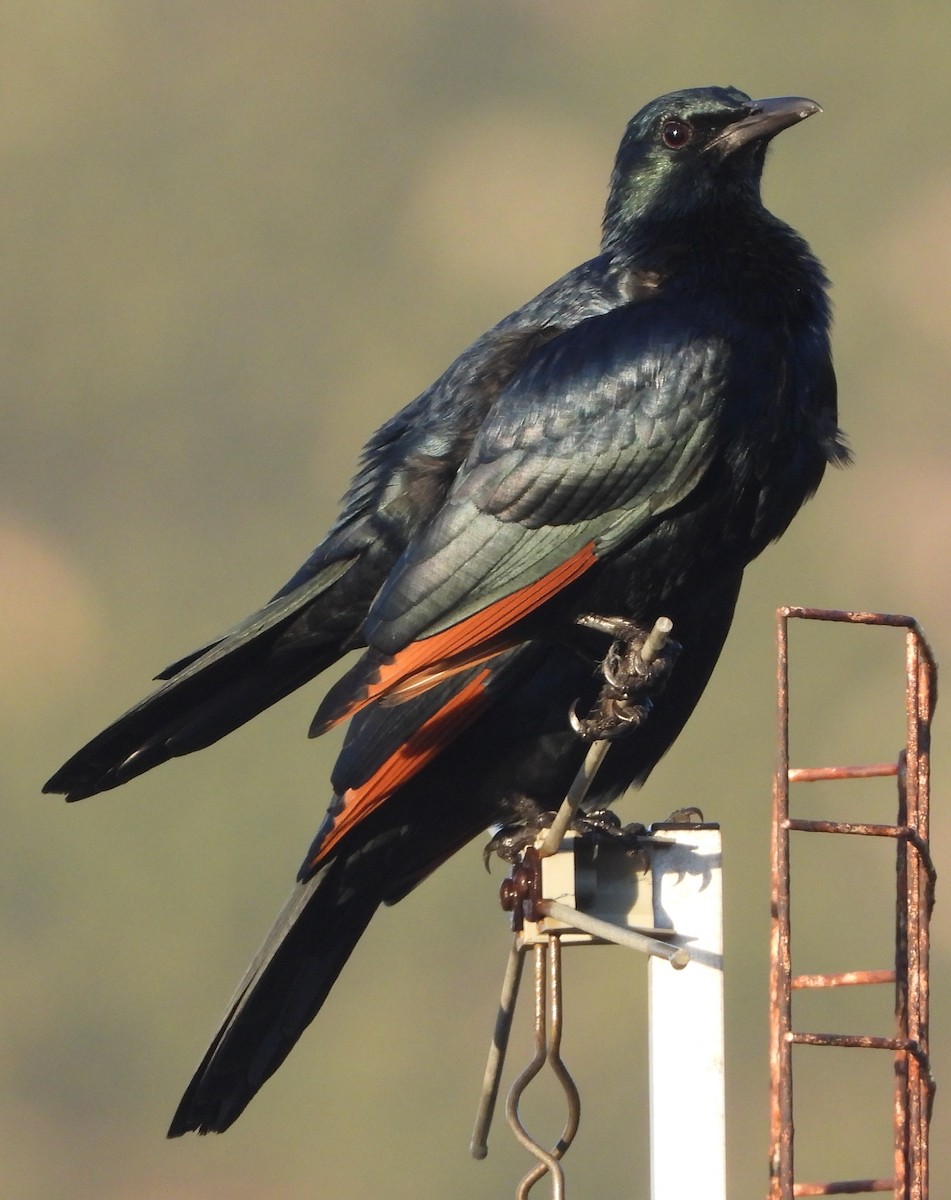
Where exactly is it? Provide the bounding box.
[895,752,910,1200]
[788,764,898,783]
[792,970,894,990]
[471,937,526,1159]
[537,899,689,968]
[785,819,905,838]
[787,1032,921,1053]
[779,606,922,631]
[639,615,674,665]
[538,740,611,858]
[769,607,794,1200]
[791,1179,895,1195]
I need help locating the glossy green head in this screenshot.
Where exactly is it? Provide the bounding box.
[602,86,820,250]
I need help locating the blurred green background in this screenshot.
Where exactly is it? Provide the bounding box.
[5,2,949,1196]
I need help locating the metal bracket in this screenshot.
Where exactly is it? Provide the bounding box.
[472,823,702,1196]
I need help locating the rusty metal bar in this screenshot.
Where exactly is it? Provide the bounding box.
[788,765,898,783]
[785,819,905,838]
[895,759,910,1200]
[769,607,794,1200]
[899,621,936,1200]
[787,1032,924,1056]
[792,971,895,990]
[768,607,936,1200]
[778,607,930,634]
[792,1180,894,1196]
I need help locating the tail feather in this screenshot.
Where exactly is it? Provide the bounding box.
[168,857,382,1136]
[169,650,549,1136]
[43,557,357,801]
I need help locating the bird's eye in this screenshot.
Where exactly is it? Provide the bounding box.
[661,119,693,149]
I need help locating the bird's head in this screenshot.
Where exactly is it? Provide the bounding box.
[602,86,820,254]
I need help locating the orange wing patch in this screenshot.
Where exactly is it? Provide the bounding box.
[323,540,598,731]
[308,666,494,868]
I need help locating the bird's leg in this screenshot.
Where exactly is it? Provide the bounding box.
[570,613,681,742]
[483,616,677,867]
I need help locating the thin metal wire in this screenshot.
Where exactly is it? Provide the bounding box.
[505,946,561,1196]
[503,938,581,1200]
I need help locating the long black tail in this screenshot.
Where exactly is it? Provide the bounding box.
[167,650,549,1136]
[168,854,382,1136]
[43,558,357,801]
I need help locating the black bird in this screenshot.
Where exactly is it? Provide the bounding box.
[45,86,848,1135]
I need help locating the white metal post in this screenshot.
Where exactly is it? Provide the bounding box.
[648,825,725,1200]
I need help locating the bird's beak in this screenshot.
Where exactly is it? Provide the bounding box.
[710,96,821,155]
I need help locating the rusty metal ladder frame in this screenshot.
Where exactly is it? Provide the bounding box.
[769,607,937,1199]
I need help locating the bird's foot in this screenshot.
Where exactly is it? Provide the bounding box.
[483,808,648,867]
[571,614,681,741]
[484,813,558,867]
[574,808,649,847]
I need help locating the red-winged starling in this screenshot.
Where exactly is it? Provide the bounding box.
[44,86,849,1135]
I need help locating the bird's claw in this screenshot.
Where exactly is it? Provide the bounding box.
[571,614,681,742]
[572,808,650,847]
[662,805,705,824]
[484,814,559,867]
[568,695,652,741]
